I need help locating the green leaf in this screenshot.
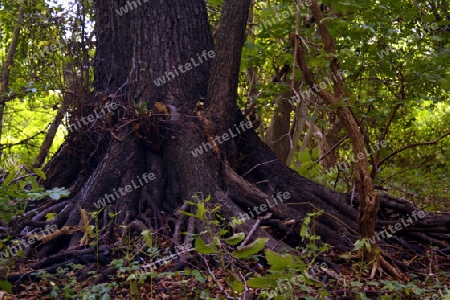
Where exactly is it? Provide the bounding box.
[183,200,196,206]
[101,294,110,300]
[194,237,217,254]
[177,211,196,218]
[196,202,206,220]
[32,168,46,180]
[224,233,245,245]
[354,239,366,251]
[300,225,309,238]
[28,176,41,191]
[45,212,56,221]
[265,250,294,271]
[46,187,70,200]
[350,281,363,287]
[247,277,278,288]
[208,0,224,7]
[141,229,152,247]
[227,274,244,292]
[0,280,12,293]
[232,238,268,258]
[219,229,229,236]
[298,151,311,163]
[3,172,15,186]
[191,270,205,283]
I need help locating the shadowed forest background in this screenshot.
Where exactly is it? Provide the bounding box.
[0,0,449,299]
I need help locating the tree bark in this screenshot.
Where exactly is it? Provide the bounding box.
[315,117,344,170]
[265,94,293,164]
[32,99,68,168]
[285,94,309,166]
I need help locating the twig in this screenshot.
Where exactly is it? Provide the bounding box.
[0,129,48,150]
[350,182,356,207]
[240,213,272,247]
[378,131,450,167]
[317,135,347,162]
[242,160,277,178]
[201,255,234,299]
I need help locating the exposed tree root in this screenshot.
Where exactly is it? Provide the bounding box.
[5,112,449,289]
[378,251,409,281]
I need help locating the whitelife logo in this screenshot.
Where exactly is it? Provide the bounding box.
[93,172,156,209]
[326,140,388,175]
[288,70,349,106]
[230,192,291,227]
[0,225,58,260]
[191,120,253,157]
[67,102,118,133]
[368,210,426,244]
[153,50,215,87]
[115,0,148,16]
[136,244,195,275]
[252,1,313,34]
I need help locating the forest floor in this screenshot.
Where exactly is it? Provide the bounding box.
[7,231,450,300]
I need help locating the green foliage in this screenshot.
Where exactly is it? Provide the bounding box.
[1,93,65,167]
[340,238,379,279]
[33,264,102,299]
[80,283,117,300]
[0,0,449,297]
[0,280,12,293]
[0,169,69,222]
[243,212,331,299]
[206,0,224,8]
[237,0,450,210]
[232,238,268,258]
[1,0,95,167]
[224,232,245,245]
[265,249,294,271]
[141,229,152,248]
[194,236,218,254]
[118,209,329,299]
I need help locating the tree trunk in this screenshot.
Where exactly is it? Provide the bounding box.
[32,99,68,168]
[285,93,309,166]
[315,117,344,170]
[0,2,25,157]
[291,0,380,258]
[265,94,293,163]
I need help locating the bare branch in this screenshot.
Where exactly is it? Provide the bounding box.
[378,131,450,167]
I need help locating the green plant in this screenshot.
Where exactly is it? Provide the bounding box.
[0,168,69,222]
[247,211,330,299]
[179,200,334,299]
[34,264,85,299]
[109,227,171,299]
[80,282,118,300]
[340,237,379,280]
[177,194,269,298]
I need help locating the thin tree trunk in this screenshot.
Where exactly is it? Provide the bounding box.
[315,118,344,169]
[0,1,25,156]
[265,95,293,163]
[205,0,250,137]
[293,0,379,268]
[32,99,67,168]
[293,104,318,169]
[286,96,308,165]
